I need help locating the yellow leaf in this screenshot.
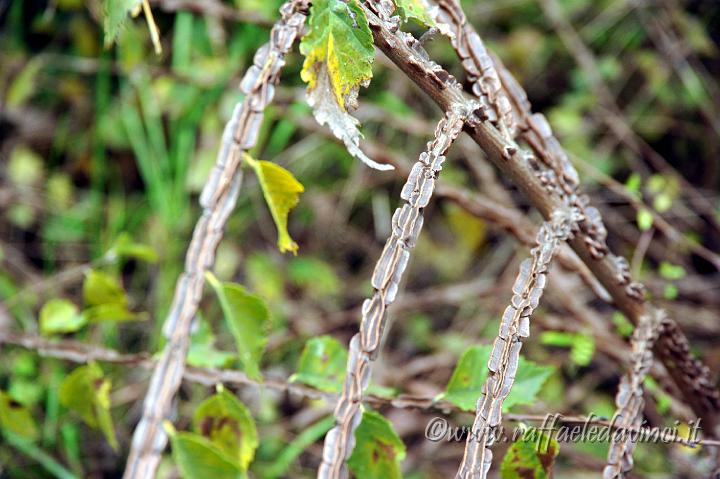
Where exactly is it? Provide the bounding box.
[244,154,304,254]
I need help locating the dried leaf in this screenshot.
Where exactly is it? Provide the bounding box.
[244,155,305,254]
[300,0,392,170]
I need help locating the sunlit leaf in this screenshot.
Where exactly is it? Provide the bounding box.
[0,391,39,441]
[347,411,406,479]
[205,272,271,380]
[442,345,554,412]
[637,208,653,231]
[540,331,595,367]
[102,0,142,46]
[58,363,118,450]
[39,298,87,335]
[192,386,258,470]
[244,154,304,254]
[394,0,436,26]
[83,270,126,307]
[167,423,246,479]
[500,428,559,479]
[290,336,348,393]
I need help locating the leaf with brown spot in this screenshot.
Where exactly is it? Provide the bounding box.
[347,411,406,479]
[500,428,559,479]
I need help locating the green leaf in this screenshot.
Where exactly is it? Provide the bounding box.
[6,58,45,108]
[612,312,634,337]
[191,386,258,470]
[442,345,554,412]
[83,270,126,307]
[82,303,145,322]
[187,319,236,369]
[82,270,143,322]
[290,336,348,393]
[102,0,142,46]
[637,208,653,231]
[167,423,246,479]
[244,155,304,254]
[288,257,340,296]
[500,428,559,479]
[659,261,685,280]
[246,253,284,301]
[541,331,595,367]
[300,0,374,109]
[39,299,87,335]
[394,0,436,26]
[58,363,118,450]
[0,391,39,441]
[347,411,406,479]
[570,334,595,367]
[263,415,335,479]
[109,232,159,263]
[205,272,271,380]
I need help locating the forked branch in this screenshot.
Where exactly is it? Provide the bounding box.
[362,1,720,434]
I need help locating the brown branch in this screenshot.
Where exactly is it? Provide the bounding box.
[1,331,716,450]
[362,3,720,434]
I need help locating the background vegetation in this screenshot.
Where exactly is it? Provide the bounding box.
[1,0,719,477]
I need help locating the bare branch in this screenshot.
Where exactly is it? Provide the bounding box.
[362,0,720,433]
[123,2,310,477]
[604,309,664,479]
[317,107,471,479]
[456,204,581,478]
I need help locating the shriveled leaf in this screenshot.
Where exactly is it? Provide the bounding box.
[244,155,304,254]
[304,64,392,170]
[0,391,39,441]
[442,345,554,412]
[500,428,559,479]
[205,272,270,381]
[167,423,246,479]
[39,299,87,335]
[300,0,391,170]
[347,411,406,479]
[290,336,348,393]
[58,363,117,450]
[102,0,141,46]
[191,386,258,470]
[301,0,374,108]
[394,0,436,26]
